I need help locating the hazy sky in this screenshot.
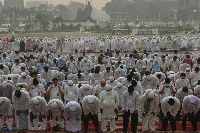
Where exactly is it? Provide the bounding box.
[1,0,111,9]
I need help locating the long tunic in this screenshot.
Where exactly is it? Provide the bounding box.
[64,101,82,132]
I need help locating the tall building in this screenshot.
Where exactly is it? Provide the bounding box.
[4,0,24,10]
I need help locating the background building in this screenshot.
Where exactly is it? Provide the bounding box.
[4,0,24,10]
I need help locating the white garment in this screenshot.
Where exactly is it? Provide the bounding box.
[47,99,64,128]
[64,85,79,103]
[161,96,180,116]
[100,90,119,118]
[121,90,140,113]
[64,101,82,132]
[47,85,63,100]
[182,95,200,114]
[82,95,99,115]
[28,84,46,99]
[175,89,193,104]
[30,96,48,130]
[0,97,12,130]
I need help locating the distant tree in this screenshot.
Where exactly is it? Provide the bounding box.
[53,16,64,29]
[56,4,71,20]
[102,0,132,21]
[35,13,46,30]
[41,21,50,31]
[68,1,85,19]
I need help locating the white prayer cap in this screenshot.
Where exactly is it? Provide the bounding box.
[0,98,3,104]
[51,101,58,109]
[190,96,196,103]
[154,59,158,63]
[41,53,45,56]
[59,57,63,60]
[21,88,26,91]
[84,58,87,61]
[68,80,73,85]
[146,75,152,80]
[91,54,95,57]
[70,105,76,111]
[194,49,198,51]
[32,97,39,105]
[68,73,73,78]
[186,68,190,71]
[88,96,95,104]
[109,76,114,81]
[142,66,146,69]
[117,82,122,87]
[83,84,90,89]
[48,51,51,54]
[1,81,7,88]
[105,85,112,91]
[145,89,152,95]
[148,92,155,99]
[21,72,27,76]
[149,58,153,61]
[7,50,10,52]
[57,72,62,76]
[13,74,19,78]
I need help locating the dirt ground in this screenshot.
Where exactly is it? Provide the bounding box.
[1,31,200,39]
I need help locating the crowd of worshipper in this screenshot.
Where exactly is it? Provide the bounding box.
[1,35,200,133]
[3,35,200,53]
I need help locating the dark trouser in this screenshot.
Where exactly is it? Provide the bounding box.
[159,103,163,121]
[162,112,176,131]
[197,109,200,122]
[123,110,138,133]
[84,113,99,132]
[176,106,182,121]
[182,113,197,131]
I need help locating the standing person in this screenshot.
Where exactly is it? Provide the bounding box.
[121,85,140,133]
[46,78,64,100]
[140,91,159,131]
[30,96,48,130]
[0,97,13,130]
[64,101,82,133]
[183,54,193,68]
[100,85,119,132]
[47,99,64,132]
[0,81,15,100]
[12,90,30,130]
[82,95,100,133]
[63,80,79,104]
[161,96,180,131]
[182,95,200,131]
[26,79,46,99]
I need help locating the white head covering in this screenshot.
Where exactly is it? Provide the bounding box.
[51,101,58,109]
[190,96,196,103]
[21,88,26,91]
[21,72,27,76]
[105,85,112,91]
[0,98,3,104]
[148,92,155,99]
[186,68,190,71]
[68,73,73,78]
[68,80,73,85]
[147,75,152,80]
[117,82,122,87]
[88,96,95,104]
[1,81,7,88]
[70,105,76,111]
[32,97,39,105]
[109,76,114,81]
[84,58,87,62]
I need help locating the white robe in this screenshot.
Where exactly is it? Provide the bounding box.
[64,101,82,132]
